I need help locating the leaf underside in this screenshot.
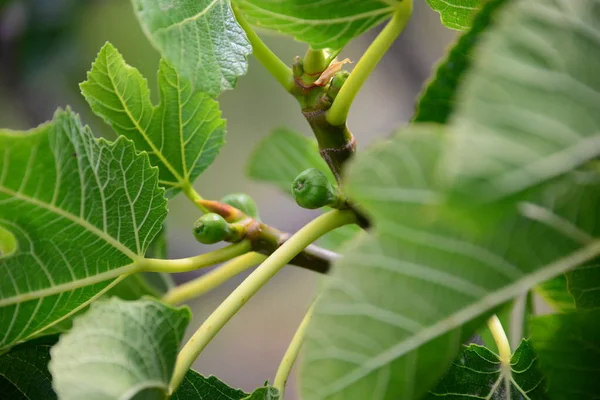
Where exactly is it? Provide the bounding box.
[49,298,190,400]
[299,126,600,400]
[133,0,252,97]
[233,0,398,50]
[445,0,600,201]
[0,109,167,350]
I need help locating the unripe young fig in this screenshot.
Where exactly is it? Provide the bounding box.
[193,213,231,244]
[220,193,260,219]
[292,168,336,209]
[327,70,350,100]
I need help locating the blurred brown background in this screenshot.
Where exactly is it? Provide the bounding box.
[0,1,455,398]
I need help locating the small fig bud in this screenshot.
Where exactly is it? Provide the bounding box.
[193,213,231,244]
[292,168,336,209]
[221,193,260,219]
[327,70,350,100]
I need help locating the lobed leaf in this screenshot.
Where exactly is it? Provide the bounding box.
[133,0,252,97]
[530,309,600,400]
[82,42,226,197]
[0,335,58,400]
[425,0,483,31]
[444,0,600,201]
[233,0,401,50]
[49,298,190,400]
[427,340,548,399]
[299,126,600,399]
[0,109,167,350]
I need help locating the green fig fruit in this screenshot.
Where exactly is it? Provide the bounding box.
[193,213,231,244]
[292,168,336,209]
[220,193,260,219]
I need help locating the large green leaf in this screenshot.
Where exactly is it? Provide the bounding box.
[414,0,510,124]
[425,0,483,30]
[133,0,251,97]
[427,340,548,399]
[444,0,600,201]
[246,127,358,250]
[49,298,190,400]
[233,0,401,50]
[82,43,226,197]
[530,309,600,400]
[299,126,600,399]
[0,109,167,350]
[0,335,58,400]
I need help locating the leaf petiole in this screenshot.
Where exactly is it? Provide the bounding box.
[233,6,295,93]
[487,314,512,398]
[181,182,209,213]
[142,241,252,273]
[162,252,267,305]
[273,300,316,397]
[326,0,413,126]
[169,209,357,393]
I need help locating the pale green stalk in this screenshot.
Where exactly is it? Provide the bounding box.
[143,241,252,273]
[487,314,512,400]
[326,0,413,126]
[181,182,209,213]
[162,252,267,305]
[273,301,316,397]
[169,210,357,393]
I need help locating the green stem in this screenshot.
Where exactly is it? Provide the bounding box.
[162,252,267,305]
[233,6,294,93]
[181,182,209,213]
[169,210,356,393]
[487,314,512,397]
[143,241,252,273]
[273,301,316,397]
[326,0,413,126]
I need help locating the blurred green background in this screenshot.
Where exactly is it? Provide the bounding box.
[0,1,454,397]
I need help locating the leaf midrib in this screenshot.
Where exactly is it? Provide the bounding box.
[315,240,600,397]
[236,0,394,25]
[0,262,139,307]
[104,50,186,186]
[0,186,138,261]
[151,0,220,34]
